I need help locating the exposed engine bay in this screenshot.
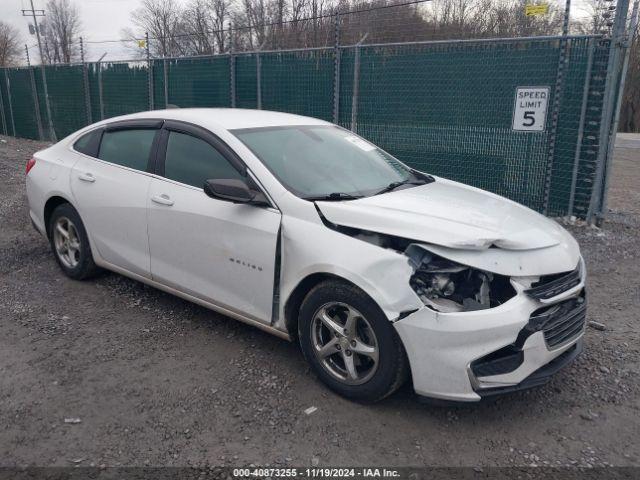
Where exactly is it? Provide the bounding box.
[317,214,518,313]
[404,244,516,313]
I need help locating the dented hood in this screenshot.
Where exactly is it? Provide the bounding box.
[317,178,566,251]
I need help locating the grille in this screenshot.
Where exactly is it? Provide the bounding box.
[529,295,586,348]
[525,263,582,300]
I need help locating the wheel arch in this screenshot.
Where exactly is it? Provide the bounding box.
[43,194,76,239]
[284,272,382,341]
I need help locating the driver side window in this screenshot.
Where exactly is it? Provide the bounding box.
[163,131,243,188]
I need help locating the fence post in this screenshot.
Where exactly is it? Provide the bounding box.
[3,69,16,137]
[163,58,169,108]
[256,50,262,110]
[146,32,154,110]
[598,0,639,221]
[587,0,631,222]
[542,0,572,215]
[98,58,105,120]
[350,33,368,133]
[229,24,236,108]
[568,38,595,217]
[40,62,56,141]
[26,44,44,140]
[0,69,7,136]
[29,68,44,140]
[80,37,92,125]
[332,12,341,124]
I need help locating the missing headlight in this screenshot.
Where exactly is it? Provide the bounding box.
[406,246,516,313]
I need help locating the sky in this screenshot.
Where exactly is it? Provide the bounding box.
[1,0,593,64]
[3,0,159,62]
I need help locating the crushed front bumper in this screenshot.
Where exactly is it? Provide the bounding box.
[475,339,582,399]
[394,267,586,402]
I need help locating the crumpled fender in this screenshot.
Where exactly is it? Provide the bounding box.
[275,215,423,331]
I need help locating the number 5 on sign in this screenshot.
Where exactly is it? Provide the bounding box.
[512,86,550,131]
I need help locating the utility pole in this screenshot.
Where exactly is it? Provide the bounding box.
[22,0,46,65]
[22,0,56,141]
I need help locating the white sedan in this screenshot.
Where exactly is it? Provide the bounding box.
[25,109,586,403]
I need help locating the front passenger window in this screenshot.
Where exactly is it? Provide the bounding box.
[164,131,243,188]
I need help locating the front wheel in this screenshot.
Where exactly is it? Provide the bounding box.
[298,280,408,402]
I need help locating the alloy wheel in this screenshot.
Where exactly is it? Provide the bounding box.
[311,302,379,385]
[53,216,81,269]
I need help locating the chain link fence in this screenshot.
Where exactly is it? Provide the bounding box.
[0,2,634,222]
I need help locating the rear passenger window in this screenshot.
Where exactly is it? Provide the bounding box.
[164,131,243,188]
[73,129,101,157]
[98,129,156,171]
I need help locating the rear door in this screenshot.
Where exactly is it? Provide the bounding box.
[147,122,281,323]
[70,120,161,278]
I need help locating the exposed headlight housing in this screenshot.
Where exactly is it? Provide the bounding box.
[406,246,516,313]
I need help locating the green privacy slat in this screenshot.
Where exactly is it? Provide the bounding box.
[5,68,39,140]
[43,64,88,138]
[86,63,102,123]
[152,59,166,109]
[572,38,611,218]
[0,36,607,218]
[0,69,11,136]
[99,61,150,119]
[546,37,592,216]
[165,56,231,108]
[260,49,334,121]
[350,39,561,210]
[236,54,258,109]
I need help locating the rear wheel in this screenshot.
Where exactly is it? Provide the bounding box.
[298,280,408,402]
[49,203,99,280]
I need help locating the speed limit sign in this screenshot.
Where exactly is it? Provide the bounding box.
[512,86,549,131]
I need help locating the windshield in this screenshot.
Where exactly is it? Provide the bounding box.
[231,125,419,199]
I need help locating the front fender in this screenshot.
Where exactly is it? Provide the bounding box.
[277,215,422,330]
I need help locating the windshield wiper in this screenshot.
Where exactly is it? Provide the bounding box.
[374,178,430,196]
[303,192,363,201]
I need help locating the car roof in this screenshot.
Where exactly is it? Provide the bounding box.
[106,108,331,131]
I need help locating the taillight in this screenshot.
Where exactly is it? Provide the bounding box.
[26,158,36,175]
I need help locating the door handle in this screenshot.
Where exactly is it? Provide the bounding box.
[78,172,95,183]
[151,194,174,206]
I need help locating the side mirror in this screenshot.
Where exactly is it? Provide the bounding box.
[203,178,269,206]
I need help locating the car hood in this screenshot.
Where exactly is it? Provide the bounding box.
[316,178,566,251]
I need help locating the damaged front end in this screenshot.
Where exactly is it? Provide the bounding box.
[405,244,516,313]
[315,209,519,315]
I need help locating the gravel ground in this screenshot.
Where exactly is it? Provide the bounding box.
[0,133,639,469]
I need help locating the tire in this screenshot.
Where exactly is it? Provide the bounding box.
[48,203,100,280]
[298,280,408,402]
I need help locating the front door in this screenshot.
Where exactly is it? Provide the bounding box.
[147,128,281,323]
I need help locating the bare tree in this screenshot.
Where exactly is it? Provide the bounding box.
[182,0,214,54]
[131,0,186,57]
[620,33,639,132]
[574,0,614,34]
[0,21,21,67]
[210,0,232,52]
[39,0,81,64]
[241,0,269,49]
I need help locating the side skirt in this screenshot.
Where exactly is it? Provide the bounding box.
[94,258,292,341]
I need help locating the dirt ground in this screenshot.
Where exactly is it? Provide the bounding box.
[0,133,638,469]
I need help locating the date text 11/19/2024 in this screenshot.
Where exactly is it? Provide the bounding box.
[233,467,401,477]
